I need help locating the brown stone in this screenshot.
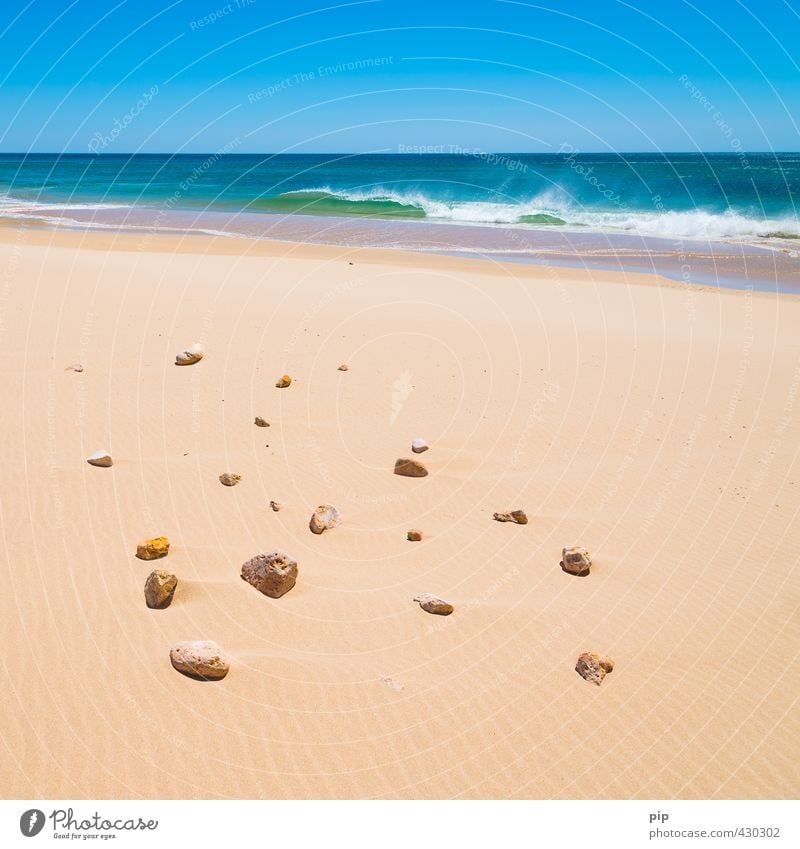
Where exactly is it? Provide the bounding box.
[575,652,614,685]
[337,364,349,371]
[241,551,298,598]
[219,472,241,487]
[407,529,423,541]
[144,570,178,609]
[561,545,591,575]
[170,641,229,680]
[275,374,292,388]
[136,536,170,560]
[493,510,528,525]
[414,594,453,615]
[269,500,281,512]
[87,450,113,468]
[394,458,428,477]
[254,416,270,427]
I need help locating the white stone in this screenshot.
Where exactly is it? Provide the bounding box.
[170,640,229,680]
[309,504,341,534]
[175,343,204,366]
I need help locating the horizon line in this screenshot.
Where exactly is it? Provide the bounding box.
[1,149,799,156]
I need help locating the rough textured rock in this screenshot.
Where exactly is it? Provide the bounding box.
[411,437,429,454]
[407,529,423,541]
[241,551,298,598]
[144,569,178,609]
[175,344,203,366]
[170,641,228,680]
[309,504,340,534]
[254,416,270,427]
[414,594,454,615]
[337,364,349,371]
[493,510,528,525]
[561,545,592,575]
[269,500,281,512]
[136,536,170,560]
[275,374,292,388]
[394,458,428,478]
[87,450,113,468]
[575,652,614,685]
[219,472,241,487]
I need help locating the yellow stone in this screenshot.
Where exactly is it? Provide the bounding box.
[275,374,292,388]
[136,536,170,561]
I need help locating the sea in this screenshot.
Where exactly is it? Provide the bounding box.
[1,152,798,292]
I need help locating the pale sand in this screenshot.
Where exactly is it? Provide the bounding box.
[0,224,798,799]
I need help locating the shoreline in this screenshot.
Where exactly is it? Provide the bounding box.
[2,204,798,295]
[0,218,793,300]
[2,149,798,297]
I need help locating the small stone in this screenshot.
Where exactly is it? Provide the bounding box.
[275,374,292,388]
[170,640,229,681]
[219,472,241,487]
[269,500,281,512]
[175,343,203,366]
[337,364,349,371]
[65,363,84,372]
[87,450,113,468]
[493,510,528,525]
[136,536,170,560]
[407,529,423,541]
[561,545,591,575]
[380,675,404,691]
[411,438,429,454]
[241,551,298,598]
[254,416,270,427]
[414,594,453,616]
[575,652,614,685]
[309,504,341,534]
[144,569,178,609]
[394,458,428,477]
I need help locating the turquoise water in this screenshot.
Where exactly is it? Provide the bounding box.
[1,152,799,292]
[1,152,798,240]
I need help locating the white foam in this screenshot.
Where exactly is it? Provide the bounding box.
[279,187,800,239]
[562,207,800,239]
[3,188,797,243]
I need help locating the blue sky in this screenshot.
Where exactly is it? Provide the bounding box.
[0,0,797,152]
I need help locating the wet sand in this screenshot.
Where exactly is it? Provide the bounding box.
[3,203,799,294]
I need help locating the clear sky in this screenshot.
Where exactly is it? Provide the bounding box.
[0,0,797,153]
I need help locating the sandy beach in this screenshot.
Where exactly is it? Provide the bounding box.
[1,223,798,800]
